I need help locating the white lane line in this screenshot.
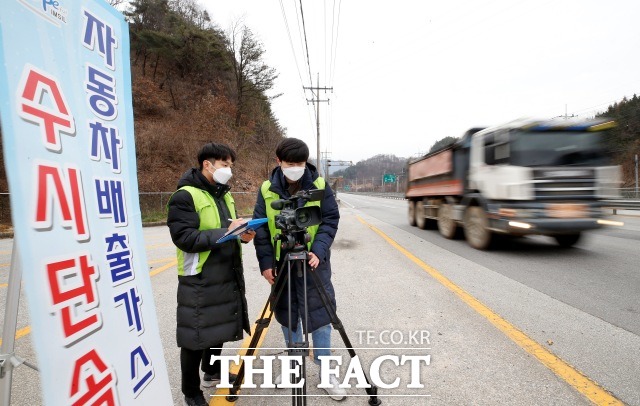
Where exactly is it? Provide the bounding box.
[340,199,355,208]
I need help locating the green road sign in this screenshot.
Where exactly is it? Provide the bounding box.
[383,173,396,183]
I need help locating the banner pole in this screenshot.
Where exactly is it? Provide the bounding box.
[0,240,22,406]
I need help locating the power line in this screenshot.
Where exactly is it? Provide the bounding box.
[324,0,327,86]
[571,97,631,116]
[298,0,314,87]
[323,0,333,153]
[293,0,312,87]
[279,0,305,89]
[329,0,336,85]
[327,98,332,150]
[329,0,341,86]
[279,0,318,141]
[282,0,340,159]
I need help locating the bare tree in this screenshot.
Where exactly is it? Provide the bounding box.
[109,0,126,8]
[227,21,279,127]
[254,115,285,176]
[169,0,212,29]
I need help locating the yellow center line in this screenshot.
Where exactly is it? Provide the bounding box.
[2,258,177,345]
[145,243,174,250]
[149,259,177,276]
[0,283,7,288]
[210,306,273,406]
[148,257,176,266]
[356,215,623,406]
[0,326,31,347]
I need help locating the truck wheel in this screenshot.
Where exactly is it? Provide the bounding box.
[554,233,581,248]
[438,203,457,239]
[408,200,417,226]
[464,206,492,250]
[416,198,428,229]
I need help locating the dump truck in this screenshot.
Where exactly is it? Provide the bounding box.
[405,117,621,249]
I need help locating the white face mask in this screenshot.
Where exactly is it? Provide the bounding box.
[282,166,305,182]
[208,166,232,185]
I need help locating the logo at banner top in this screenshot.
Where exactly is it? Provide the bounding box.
[18,0,68,26]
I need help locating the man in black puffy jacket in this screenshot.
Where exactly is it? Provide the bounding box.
[167,142,254,406]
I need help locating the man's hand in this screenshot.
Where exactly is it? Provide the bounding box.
[240,230,255,243]
[262,268,275,285]
[308,252,320,269]
[227,218,246,231]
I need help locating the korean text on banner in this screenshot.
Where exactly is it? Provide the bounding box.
[0,1,172,404]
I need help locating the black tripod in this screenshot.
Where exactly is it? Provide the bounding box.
[226,242,381,405]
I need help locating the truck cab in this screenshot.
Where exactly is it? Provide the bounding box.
[406,117,621,249]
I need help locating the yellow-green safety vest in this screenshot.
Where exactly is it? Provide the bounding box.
[261,177,325,261]
[172,186,237,276]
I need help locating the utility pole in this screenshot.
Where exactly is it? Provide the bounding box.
[322,151,331,181]
[304,73,332,177]
[635,154,638,198]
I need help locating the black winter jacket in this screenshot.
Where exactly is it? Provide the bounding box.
[167,168,251,350]
[253,163,340,332]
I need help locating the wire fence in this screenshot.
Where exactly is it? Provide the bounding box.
[0,191,259,229]
[619,188,640,199]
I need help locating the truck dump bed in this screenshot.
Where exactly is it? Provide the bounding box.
[405,147,464,198]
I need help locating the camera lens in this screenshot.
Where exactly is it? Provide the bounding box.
[297,211,310,225]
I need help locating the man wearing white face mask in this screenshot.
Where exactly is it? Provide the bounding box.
[253,138,345,401]
[167,142,255,406]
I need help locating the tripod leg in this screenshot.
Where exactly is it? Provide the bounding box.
[287,258,308,406]
[301,260,309,406]
[225,303,272,401]
[308,270,382,406]
[226,267,291,401]
[233,252,312,404]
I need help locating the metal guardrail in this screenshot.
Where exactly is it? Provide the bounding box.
[341,192,406,200]
[599,200,640,212]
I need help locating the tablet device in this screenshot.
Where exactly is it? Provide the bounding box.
[216,218,269,243]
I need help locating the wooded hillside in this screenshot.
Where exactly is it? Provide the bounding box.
[125,0,284,193]
[597,95,640,187]
[333,154,407,183]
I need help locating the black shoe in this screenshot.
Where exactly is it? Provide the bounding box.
[183,392,207,406]
[202,373,238,388]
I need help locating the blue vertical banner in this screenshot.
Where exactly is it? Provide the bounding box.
[0,1,172,404]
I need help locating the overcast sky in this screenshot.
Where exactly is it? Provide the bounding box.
[202,1,640,165]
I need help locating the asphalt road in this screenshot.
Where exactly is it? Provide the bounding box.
[1,196,639,405]
[338,193,640,405]
[339,193,640,336]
